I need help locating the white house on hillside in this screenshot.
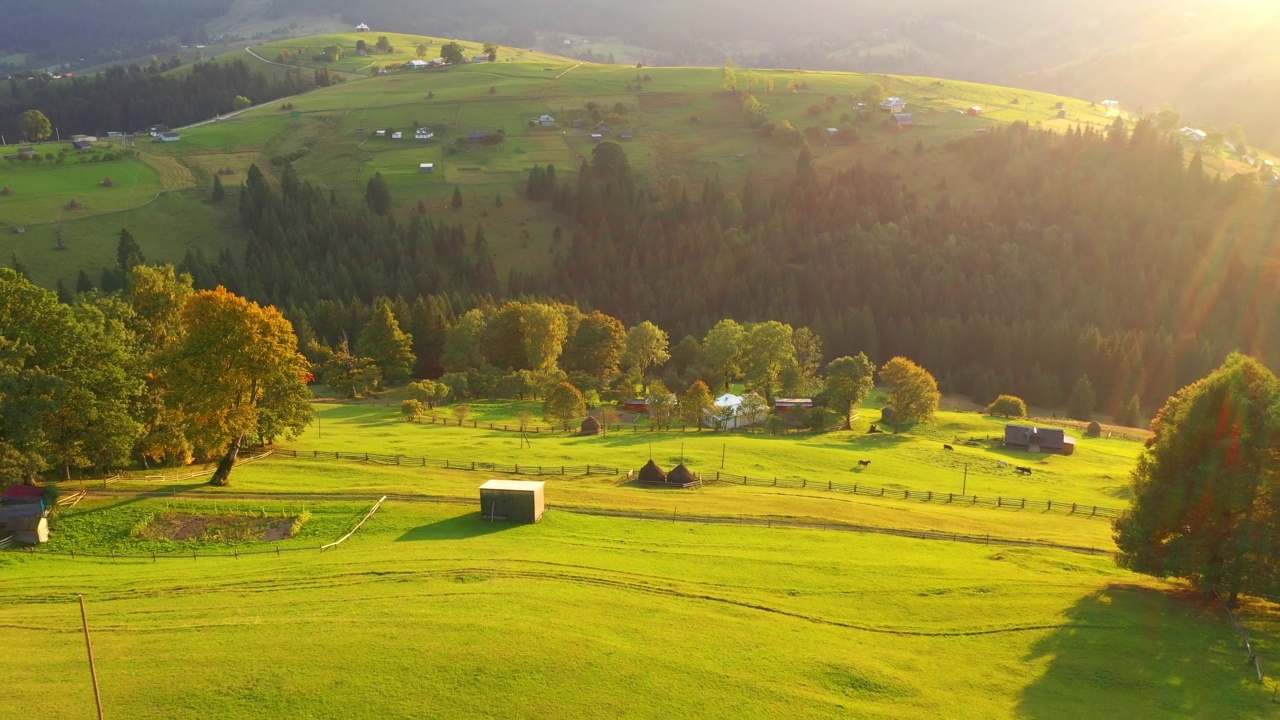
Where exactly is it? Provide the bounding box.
[707,393,744,429]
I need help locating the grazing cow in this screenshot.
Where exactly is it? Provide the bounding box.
[942,444,954,451]
[1015,466,1032,476]
[858,460,872,468]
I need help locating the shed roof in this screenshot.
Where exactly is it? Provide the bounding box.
[2,485,42,501]
[479,479,545,492]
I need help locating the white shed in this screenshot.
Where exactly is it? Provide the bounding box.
[419,163,434,173]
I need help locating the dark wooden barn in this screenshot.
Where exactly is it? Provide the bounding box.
[479,480,545,523]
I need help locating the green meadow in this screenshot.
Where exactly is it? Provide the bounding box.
[0,149,163,226]
[5,392,1276,716]
[3,495,1274,718]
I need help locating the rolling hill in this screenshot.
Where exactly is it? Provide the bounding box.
[0,31,1122,289]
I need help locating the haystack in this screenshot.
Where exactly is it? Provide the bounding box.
[1085,420,1102,437]
[580,416,600,436]
[667,463,697,487]
[637,459,666,484]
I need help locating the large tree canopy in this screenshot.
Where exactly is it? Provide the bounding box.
[1114,354,1280,604]
[166,287,312,485]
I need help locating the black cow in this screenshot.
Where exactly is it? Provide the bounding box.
[1015,466,1033,475]
[858,460,872,468]
[942,444,954,451]
[867,424,883,434]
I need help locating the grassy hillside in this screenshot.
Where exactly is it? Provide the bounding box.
[3,493,1274,718]
[2,31,1122,290]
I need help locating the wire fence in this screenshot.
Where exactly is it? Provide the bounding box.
[702,470,1125,519]
[278,449,1122,519]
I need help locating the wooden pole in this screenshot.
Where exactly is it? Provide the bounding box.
[721,443,726,469]
[79,595,105,720]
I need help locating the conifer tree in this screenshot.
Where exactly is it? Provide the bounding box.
[1068,375,1096,421]
[117,228,144,274]
[452,186,464,209]
[358,300,416,385]
[365,172,392,215]
[212,173,225,202]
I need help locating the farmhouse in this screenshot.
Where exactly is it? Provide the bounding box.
[415,128,434,140]
[893,113,914,127]
[1181,127,1207,143]
[1003,424,1077,455]
[774,398,814,413]
[880,97,906,113]
[623,398,648,413]
[419,163,434,173]
[155,132,181,143]
[539,114,556,127]
[149,124,170,137]
[391,132,402,139]
[472,55,491,63]
[708,393,744,429]
[406,59,428,69]
[479,480,545,523]
[356,23,370,32]
[595,121,611,133]
[968,106,984,115]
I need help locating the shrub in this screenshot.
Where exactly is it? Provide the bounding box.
[65,198,82,210]
[288,510,312,538]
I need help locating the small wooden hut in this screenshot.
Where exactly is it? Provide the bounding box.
[637,459,666,484]
[479,480,545,523]
[580,416,600,436]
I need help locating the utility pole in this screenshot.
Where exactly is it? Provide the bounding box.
[962,463,969,496]
[721,443,726,470]
[79,595,105,720]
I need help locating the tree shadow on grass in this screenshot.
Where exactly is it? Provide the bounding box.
[395,512,519,541]
[1015,584,1269,719]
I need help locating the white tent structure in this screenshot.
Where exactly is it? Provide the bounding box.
[707,393,744,429]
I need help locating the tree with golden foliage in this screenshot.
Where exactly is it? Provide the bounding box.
[879,357,940,433]
[165,287,312,485]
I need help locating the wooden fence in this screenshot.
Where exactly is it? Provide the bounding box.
[703,470,1125,519]
[1227,607,1267,685]
[276,449,619,477]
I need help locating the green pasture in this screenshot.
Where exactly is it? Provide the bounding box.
[0,191,244,289]
[2,498,1273,718]
[0,152,163,226]
[252,33,568,75]
[290,399,1142,511]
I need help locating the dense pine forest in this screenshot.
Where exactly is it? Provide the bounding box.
[0,60,310,139]
[132,120,1280,415]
